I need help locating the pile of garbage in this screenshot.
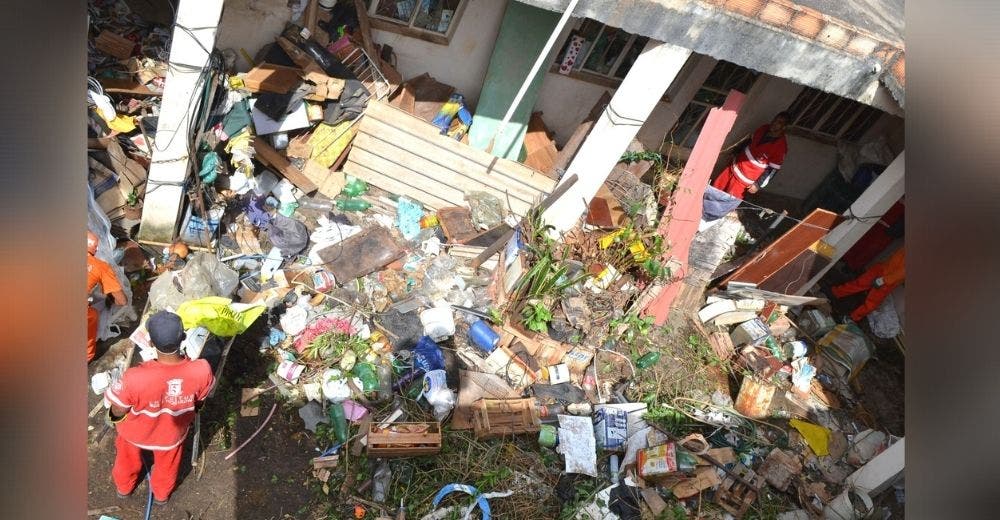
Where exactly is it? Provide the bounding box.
[673,289,902,519]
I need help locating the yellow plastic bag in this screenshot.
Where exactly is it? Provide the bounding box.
[176,297,266,337]
[789,418,831,457]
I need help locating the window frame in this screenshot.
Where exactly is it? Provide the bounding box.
[367,0,468,45]
[668,60,761,149]
[786,86,883,143]
[549,19,648,87]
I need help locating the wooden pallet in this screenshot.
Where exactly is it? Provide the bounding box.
[471,398,541,439]
[367,422,441,457]
[715,463,765,519]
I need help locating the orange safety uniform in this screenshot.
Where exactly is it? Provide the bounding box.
[87,253,123,361]
[831,247,905,322]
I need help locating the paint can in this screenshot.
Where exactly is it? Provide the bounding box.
[538,424,559,448]
[468,319,500,353]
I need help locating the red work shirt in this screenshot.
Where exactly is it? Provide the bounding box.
[729,124,788,186]
[105,358,215,450]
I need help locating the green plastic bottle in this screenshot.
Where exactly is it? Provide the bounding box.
[636,351,661,369]
[341,177,369,197]
[353,362,378,393]
[328,400,348,443]
[336,198,371,212]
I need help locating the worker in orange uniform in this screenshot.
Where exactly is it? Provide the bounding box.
[105,310,215,505]
[831,246,905,323]
[88,231,126,362]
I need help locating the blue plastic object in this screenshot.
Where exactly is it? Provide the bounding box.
[413,336,445,372]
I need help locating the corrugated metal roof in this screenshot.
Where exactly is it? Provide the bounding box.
[517,0,904,110]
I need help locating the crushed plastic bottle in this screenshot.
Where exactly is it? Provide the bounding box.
[372,460,391,503]
[341,177,369,197]
[636,351,661,369]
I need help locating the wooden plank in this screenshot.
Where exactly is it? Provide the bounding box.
[722,209,841,287]
[243,63,303,94]
[276,36,324,75]
[95,30,135,59]
[404,73,456,122]
[98,78,160,97]
[552,91,611,175]
[352,129,539,206]
[347,147,467,203]
[351,0,381,64]
[365,101,556,192]
[357,117,544,200]
[252,138,319,193]
[303,0,319,37]
[643,91,746,325]
[343,160,456,209]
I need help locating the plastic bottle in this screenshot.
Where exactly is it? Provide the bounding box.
[297,198,334,211]
[636,351,661,369]
[354,362,379,394]
[328,401,348,443]
[372,460,391,503]
[391,368,424,393]
[341,177,369,197]
[376,359,393,402]
[336,198,372,212]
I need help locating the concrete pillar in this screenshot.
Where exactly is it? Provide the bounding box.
[543,40,692,233]
[137,0,226,244]
[794,151,904,295]
[845,437,904,496]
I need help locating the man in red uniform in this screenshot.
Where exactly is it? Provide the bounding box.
[831,246,905,323]
[701,113,791,228]
[88,230,126,362]
[105,311,215,504]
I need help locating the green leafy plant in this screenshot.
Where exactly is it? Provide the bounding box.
[620,150,665,168]
[301,331,368,362]
[611,313,655,345]
[520,301,553,334]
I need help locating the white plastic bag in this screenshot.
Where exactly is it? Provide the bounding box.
[88,186,136,340]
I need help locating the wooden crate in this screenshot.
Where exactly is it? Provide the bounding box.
[367,422,441,457]
[715,463,765,519]
[472,398,540,439]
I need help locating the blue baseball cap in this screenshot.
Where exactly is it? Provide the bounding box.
[146,311,186,353]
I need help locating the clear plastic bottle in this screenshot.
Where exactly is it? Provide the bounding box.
[297,198,334,211]
[372,460,391,503]
[377,358,393,402]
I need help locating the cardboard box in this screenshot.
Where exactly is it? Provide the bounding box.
[638,442,678,480]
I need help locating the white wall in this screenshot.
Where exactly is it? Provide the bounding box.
[216,0,293,72]
[371,0,508,109]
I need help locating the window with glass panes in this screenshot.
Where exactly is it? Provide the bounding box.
[668,61,760,148]
[368,0,464,37]
[552,19,649,81]
[785,86,883,142]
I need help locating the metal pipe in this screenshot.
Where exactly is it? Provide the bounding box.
[489,0,580,153]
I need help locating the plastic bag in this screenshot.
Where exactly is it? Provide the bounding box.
[266,213,310,258]
[175,296,266,337]
[466,191,503,230]
[180,252,239,299]
[87,186,136,340]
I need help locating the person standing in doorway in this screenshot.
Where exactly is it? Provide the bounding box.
[831,246,905,323]
[701,112,791,229]
[88,230,126,362]
[105,311,215,505]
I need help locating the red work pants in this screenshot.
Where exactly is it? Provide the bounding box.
[712,165,751,199]
[112,434,184,502]
[830,266,897,322]
[87,305,99,362]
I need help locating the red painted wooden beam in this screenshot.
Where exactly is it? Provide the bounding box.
[643,90,746,325]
